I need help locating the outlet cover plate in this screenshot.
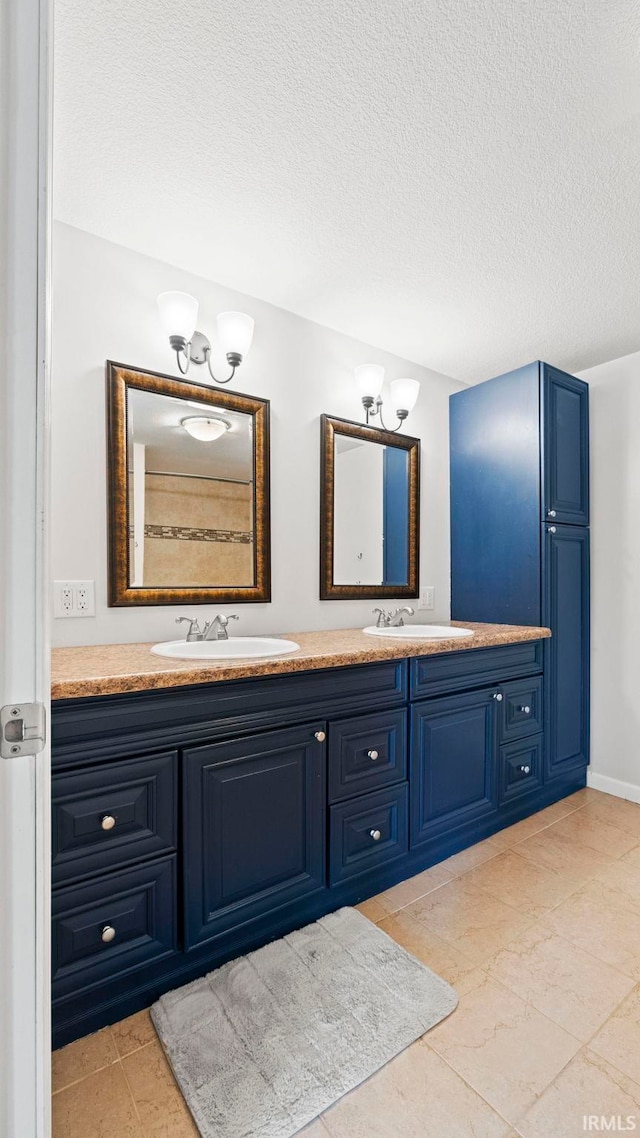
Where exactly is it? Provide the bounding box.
[53,580,96,618]
[418,586,435,611]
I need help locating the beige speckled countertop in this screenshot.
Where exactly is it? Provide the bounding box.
[51,622,551,700]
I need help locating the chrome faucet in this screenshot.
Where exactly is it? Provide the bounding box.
[175,614,239,642]
[388,607,414,627]
[372,606,414,628]
[203,614,239,641]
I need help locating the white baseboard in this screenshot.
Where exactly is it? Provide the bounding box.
[587,770,640,804]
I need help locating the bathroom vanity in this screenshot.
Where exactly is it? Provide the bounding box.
[49,622,586,1047]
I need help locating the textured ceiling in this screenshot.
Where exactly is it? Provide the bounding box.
[53,0,640,383]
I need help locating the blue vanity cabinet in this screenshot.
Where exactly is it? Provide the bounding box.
[410,686,499,848]
[450,361,590,786]
[51,644,588,1047]
[182,723,327,949]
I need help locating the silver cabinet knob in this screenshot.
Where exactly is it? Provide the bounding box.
[518,706,531,715]
[548,509,556,518]
[548,526,557,534]
[314,730,326,743]
[493,692,503,702]
[519,765,531,775]
[367,749,379,761]
[370,829,382,841]
[101,815,116,831]
[101,925,116,944]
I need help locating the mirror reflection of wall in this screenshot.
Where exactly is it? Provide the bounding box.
[334,438,383,586]
[333,438,409,587]
[126,388,254,589]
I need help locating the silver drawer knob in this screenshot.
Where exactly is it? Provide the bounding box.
[493,692,503,702]
[370,829,382,841]
[518,706,531,715]
[519,765,531,775]
[314,731,326,742]
[548,509,556,518]
[367,749,379,761]
[101,925,116,944]
[548,526,557,534]
[101,815,116,831]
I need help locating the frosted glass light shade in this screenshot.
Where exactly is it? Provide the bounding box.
[390,378,420,413]
[217,311,254,358]
[181,416,229,442]
[354,364,385,398]
[157,291,199,340]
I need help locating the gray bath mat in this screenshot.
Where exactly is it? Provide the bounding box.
[151,906,458,1138]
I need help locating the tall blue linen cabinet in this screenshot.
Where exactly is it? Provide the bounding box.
[449,361,590,786]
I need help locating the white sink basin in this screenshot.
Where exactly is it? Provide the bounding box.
[363,624,474,640]
[151,637,301,660]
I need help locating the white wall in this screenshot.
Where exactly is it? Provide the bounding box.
[51,222,464,646]
[333,443,383,586]
[579,350,640,801]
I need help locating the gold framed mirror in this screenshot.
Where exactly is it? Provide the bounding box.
[106,362,271,606]
[320,415,420,600]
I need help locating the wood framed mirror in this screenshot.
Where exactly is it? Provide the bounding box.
[320,414,420,600]
[107,362,271,606]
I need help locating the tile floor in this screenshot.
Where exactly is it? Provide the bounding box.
[52,787,640,1137]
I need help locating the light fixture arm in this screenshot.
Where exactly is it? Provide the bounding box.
[362,395,408,433]
[204,345,240,385]
[169,334,241,384]
[170,336,191,375]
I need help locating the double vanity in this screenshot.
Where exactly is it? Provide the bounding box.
[50,358,590,1047]
[50,619,584,1048]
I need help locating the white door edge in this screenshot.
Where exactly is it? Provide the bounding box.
[0,0,52,1133]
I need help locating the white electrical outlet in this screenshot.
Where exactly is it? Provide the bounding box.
[54,580,96,618]
[418,586,435,611]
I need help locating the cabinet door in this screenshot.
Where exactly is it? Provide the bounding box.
[183,724,326,949]
[543,366,589,525]
[544,524,590,779]
[410,687,498,848]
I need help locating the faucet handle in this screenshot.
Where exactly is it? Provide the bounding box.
[389,606,415,627]
[372,608,389,628]
[175,616,202,642]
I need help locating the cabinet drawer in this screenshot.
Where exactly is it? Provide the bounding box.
[499,736,543,804]
[329,784,408,886]
[328,709,407,803]
[499,677,543,742]
[410,640,543,700]
[52,752,177,885]
[52,855,177,1000]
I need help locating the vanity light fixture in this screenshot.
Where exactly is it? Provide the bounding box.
[158,291,254,384]
[181,416,231,442]
[355,365,420,431]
